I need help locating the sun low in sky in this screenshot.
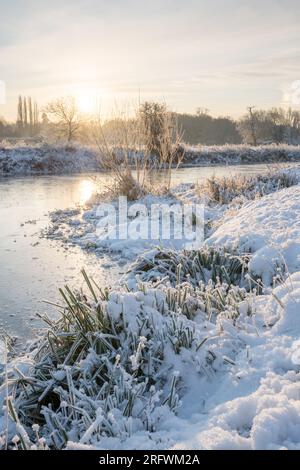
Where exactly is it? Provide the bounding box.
[72,87,104,115]
[76,93,97,115]
[1,0,300,120]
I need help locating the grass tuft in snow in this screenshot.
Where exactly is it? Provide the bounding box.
[198,171,297,205]
[2,265,258,449]
[160,281,253,323]
[1,272,194,447]
[130,246,251,288]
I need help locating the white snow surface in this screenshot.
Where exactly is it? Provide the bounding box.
[183,143,300,166]
[46,187,210,259]
[172,273,300,450]
[207,185,300,284]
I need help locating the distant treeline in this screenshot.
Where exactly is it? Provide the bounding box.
[1,98,300,146]
[176,110,241,145]
[176,107,300,145]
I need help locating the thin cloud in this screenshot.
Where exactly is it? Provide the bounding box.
[1,0,300,118]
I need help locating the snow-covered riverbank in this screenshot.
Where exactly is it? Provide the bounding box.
[44,169,299,264]
[0,142,101,176]
[2,141,300,176]
[1,169,300,450]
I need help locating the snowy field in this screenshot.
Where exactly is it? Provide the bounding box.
[1,168,300,450]
[2,141,300,176]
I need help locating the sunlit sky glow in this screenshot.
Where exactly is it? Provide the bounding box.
[1,0,300,120]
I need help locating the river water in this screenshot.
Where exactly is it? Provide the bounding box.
[0,163,296,339]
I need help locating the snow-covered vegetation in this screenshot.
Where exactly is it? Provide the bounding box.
[2,141,300,176]
[183,143,300,166]
[3,99,300,147]
[197,171,297,204]
[0,141,100,176]
[1,168,300,450]
[208,184,300,285]
[45,169,299,260]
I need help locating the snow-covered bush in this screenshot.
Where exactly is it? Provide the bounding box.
[0,269,255,449]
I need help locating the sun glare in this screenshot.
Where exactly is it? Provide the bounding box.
[74,88,104,114]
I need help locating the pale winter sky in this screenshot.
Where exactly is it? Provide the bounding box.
[1,0,300,120]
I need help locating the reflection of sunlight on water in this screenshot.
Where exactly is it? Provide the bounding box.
[79,179,96,204]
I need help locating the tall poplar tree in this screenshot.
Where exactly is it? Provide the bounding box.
[17,95,24,134]
[28,97,33,135]
[23,97,28,134]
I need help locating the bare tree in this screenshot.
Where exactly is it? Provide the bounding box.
[196,107,210,116]
[91,102,183,199]
[238,107,260,145]
[34,102,39,125]
[44,96,81,142]
[247,106,257,146]
[139,101,183,168]
[28,97,33,136]
[17,95,23,134]
[23,97,28,133]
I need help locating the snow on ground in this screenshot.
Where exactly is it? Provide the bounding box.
[69,272,300,450]
[207,185,300,284]
[45,184,224,260]
[0,142,101,175]
[45,170,299,264]
[2,271,300,450]
[170,273,300,450]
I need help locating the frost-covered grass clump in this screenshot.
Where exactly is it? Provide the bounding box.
[0,268,255,450]
[198,171,297,205]
[130,246,251,288]
[128,246,261,322]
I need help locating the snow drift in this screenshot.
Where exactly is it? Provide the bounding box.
[207,185,300,284]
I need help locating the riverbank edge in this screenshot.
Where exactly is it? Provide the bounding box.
[1,143,300,177]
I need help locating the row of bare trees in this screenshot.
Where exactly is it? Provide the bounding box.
[17,96,39,136]
[176,110,241,145]
[2,95,300,146]
[239,106,300,145]
[42,98,300,146]
[43,97,183,161]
